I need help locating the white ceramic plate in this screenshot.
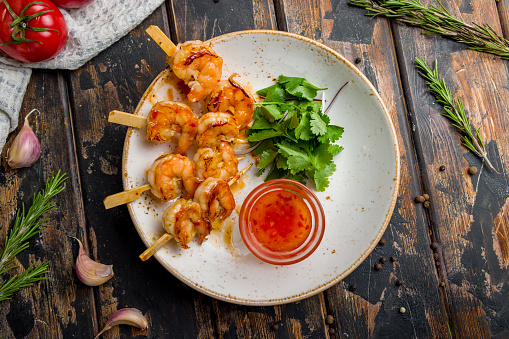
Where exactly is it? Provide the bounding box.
[123,30,400,306]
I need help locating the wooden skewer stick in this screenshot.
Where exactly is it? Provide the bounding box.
[103,184,151,209]
[228,163,252,186]
[139,234,172,261]
[146,25,177,56]
[139,163,253,261]
[108,110,147,128]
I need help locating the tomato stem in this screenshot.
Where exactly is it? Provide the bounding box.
[0,0,58,46]
[1,0,17,20]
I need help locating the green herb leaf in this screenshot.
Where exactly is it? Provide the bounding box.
[248,129,284,142]
[0,171,67,301]
[250,108,273,130]
[314,163,337,192]
[257,149,278,171]
[260,104,285,121]
[415,58,496,171]
[294,112,313,140]
[277,75,327,101]
[328,144,345,156]
[277,142,313,173]
[351,0,509,61]
[310,111,328,136]
[250,75,344,190]
[318,125,345,143]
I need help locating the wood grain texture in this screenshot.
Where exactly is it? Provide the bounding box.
[169,0,277,42]
[278,0,451,337]
[391,0,509,337]
[0,71,95,338]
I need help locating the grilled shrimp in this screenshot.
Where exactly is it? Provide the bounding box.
[194,177,235,222]
[162,198,210,249]
[193,142,238,181]
[196,112,239,148]
[147,154,199,201]
[169,40,223,102]
[207,74,254,128]
[146,101,199,154]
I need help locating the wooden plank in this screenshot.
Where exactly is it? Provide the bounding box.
[278,0,451,337]
[390,0,509,337]
[0,71,95,338]
[65,7,218,338]
[169,0,277,42]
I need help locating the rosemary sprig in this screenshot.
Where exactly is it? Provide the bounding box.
[350,0,509,60]
[0,262,50,302]
[415,58,496,171]
[0,171,67,301]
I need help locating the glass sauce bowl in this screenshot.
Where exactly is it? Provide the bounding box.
[239,179,325,265]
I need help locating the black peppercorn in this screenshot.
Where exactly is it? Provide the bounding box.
[375,263,383,270]
[379,239,386,246]
[430,242,439,251]
[468,166,478,175]
[395,280,404,286]
[390,256,397,262]
[423,201,430,208]
[380,257,387,265]
[271,324,278,331]
[439,165,446,171]
[349,284,357,292]
[439,282,445,287]
[415,195,425,203]
[329,328,336,335]
[355,57,361,64]
[433,253,439,260]
[326,315,334,325]
[422,194,430,201]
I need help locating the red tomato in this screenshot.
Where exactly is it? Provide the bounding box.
[51,0,94,8]
[0,0,68,63]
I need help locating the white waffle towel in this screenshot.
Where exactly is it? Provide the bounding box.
[0,0,164,152]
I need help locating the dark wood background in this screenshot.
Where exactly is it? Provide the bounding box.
[1,0,508,338]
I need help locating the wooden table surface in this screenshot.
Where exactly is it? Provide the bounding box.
[1,0,509,338]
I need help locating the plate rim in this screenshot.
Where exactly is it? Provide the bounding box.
[122,29,401,306]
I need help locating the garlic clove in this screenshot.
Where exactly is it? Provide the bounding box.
[94,308,149,339]
[71,237,113,286]
[6,109,41,169]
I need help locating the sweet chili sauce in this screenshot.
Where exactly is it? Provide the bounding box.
[249,189,312,252]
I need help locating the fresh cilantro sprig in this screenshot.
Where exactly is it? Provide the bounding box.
[247,75,344,191]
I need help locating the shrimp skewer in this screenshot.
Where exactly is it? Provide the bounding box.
[138,198,207,260]
[108,101,199,154]
[194,177,235,223]
[147,154,199,201]
[162,198,209,249]
[193,142,238,181]
[103,154,199,209]
[207,74,255,128]
[196,112,240,148]
[146,26,223,102]
[139,164,253,261]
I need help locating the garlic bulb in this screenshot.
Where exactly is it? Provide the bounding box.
[72,237,113,286]
[6,109,41,169]
[94,308,149,339]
